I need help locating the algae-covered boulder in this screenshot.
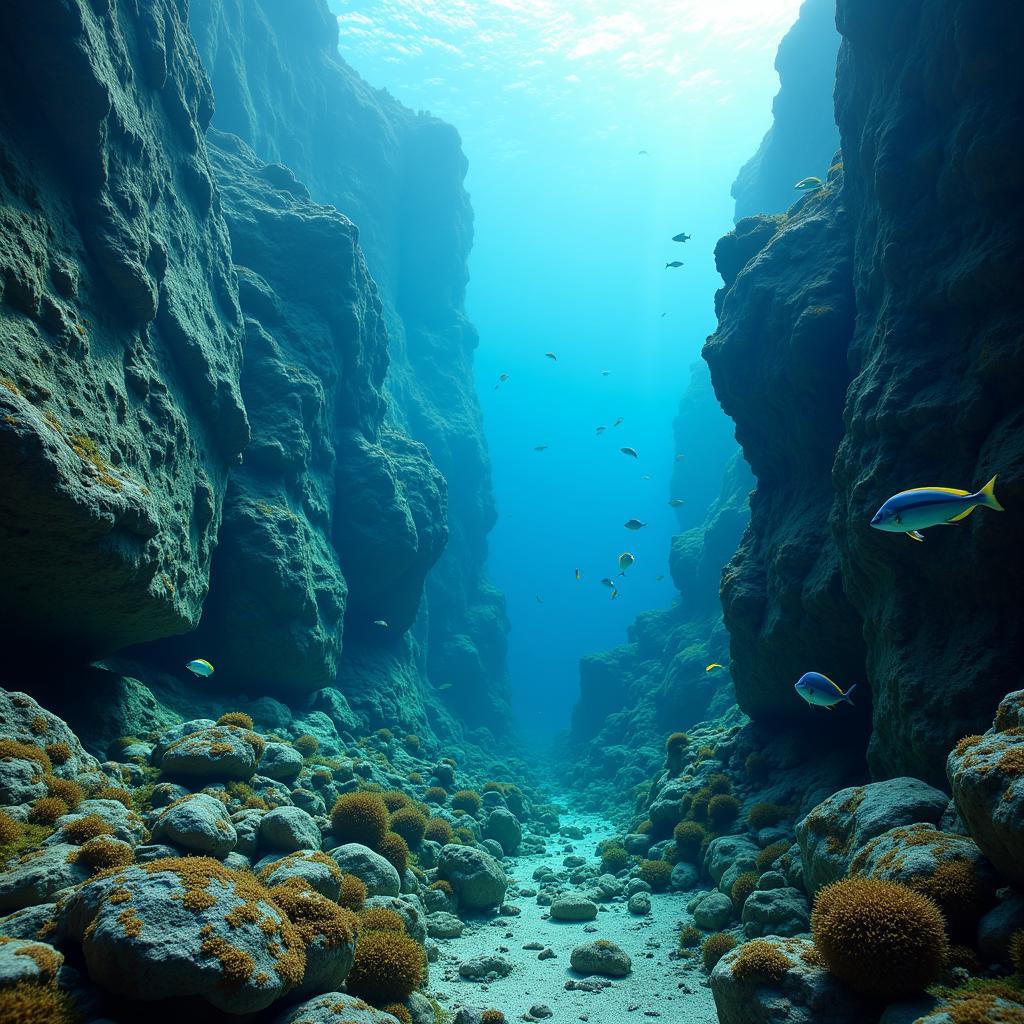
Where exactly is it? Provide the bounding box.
[947,691,1024,887]
[849,823,996,932]
[152,794,237,858]
[569,939,632,977]
[483,807,522,855]
[710,936,871,1024]
[63,858,305,1013]
[0,936,63,986]
[741,887,810,938]
[159,725,263,781]
[0,845,91,913]
[260,743,305,783]
[436,845,508,910]
[275,993,401,1024]
[329,844,400,898]
[257,852,343,902]
[797,778,948,893]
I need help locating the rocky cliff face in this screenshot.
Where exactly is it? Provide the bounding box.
[189,0,512,733]
[731,0,841,220]
[0,0,247,661]
[830,0,1024,779]
[705,0,1024,785]
[179,132,447,698]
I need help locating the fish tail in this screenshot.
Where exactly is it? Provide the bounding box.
[978,475,1004,512]
[843,683,857,706]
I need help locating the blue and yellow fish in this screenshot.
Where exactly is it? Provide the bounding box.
[185,658,214,678]
[870,476,1003,542]
[795,672,856,710]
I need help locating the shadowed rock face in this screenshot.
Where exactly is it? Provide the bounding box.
[831,0,1024,779]
[189,0,511,732]
[731,0,842,221]
[704,183,868,742]
[168,133,447,694]
[0,0,247,659]
[705,0,1024,784]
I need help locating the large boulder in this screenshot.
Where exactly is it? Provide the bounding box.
[569,940,631,977]
[483,808,522,855]
[436,845,507,910]
[275,993,400,1024]
[329,844,400,898]
[848,823,997,933]
[0,845,91,913]
[797,778,949,893]
[550,895,599,922]
[152,794,237,858]
[947,690,1024,886]
[257,851,343,902]
[710,936,872,1024]
[0,936,63,987]
[159,725,263,781]
[63,858,306,1013]
[741,887,810,938]
[260,807,321,853]
[705,836,759,886]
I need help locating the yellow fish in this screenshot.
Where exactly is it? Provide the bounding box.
[185,658,214,678]
[706,663,724,672]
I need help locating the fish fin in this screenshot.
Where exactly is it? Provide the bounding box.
[843,683,857,706]
[907,530,926,542]
[898,486,971,497]
[945,506,975,523]
[979,474,1004,511]
[819,674,844,695]
[824,704,834,712]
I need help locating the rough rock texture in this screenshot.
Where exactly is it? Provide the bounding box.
[704,172,867,741]
[703,0,1024,787]
[188,0,512,734]
[0,0,247,662]
[167,131,447,696]
[947,690,1024,886]
[436,844,507,910]
[830,0,1024,780]
[732,0,842,219]
[796,777,949,894]
[711,936,872,1024]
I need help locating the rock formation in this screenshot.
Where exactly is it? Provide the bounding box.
[0,0,247,662]
[731,0,841,220]
[705,0,1024,784]
[188,0,511,733]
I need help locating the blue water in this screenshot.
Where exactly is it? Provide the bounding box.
[330,1,803,739]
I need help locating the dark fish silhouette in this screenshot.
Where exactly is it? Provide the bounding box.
[665,261,684,269]
[672,232,691,242]
[620,447,638,459]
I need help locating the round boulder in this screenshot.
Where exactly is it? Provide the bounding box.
[260,807,321,853]
[159,725,263,781]
[152,794,237,858]
[437,845,508,910]
[63,858,306,1013]
[329,844,400,897]
[570,939,631,977]
[483,808,522,855]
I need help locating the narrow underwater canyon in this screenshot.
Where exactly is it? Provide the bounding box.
[1,1,1023,1024]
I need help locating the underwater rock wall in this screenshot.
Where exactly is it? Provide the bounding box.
[180,132,448,698]
[706,0,1024,785]
[0,0,247,660]
[731,0,841,221]
[189,0,512,734]
[703,180,868,739]
[830,0,1024,780]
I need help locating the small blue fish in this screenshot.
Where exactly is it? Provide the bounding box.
[795,672,856,711]
[185,658,214,678]
[870,476,1003,542]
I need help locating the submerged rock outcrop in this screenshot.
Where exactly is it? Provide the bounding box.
[189,0,512,733]
[707,0,1024,784]
[0,0,247,661]
[731,0,841,220]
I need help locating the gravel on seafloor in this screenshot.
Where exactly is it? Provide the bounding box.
[433,806,719,1022]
